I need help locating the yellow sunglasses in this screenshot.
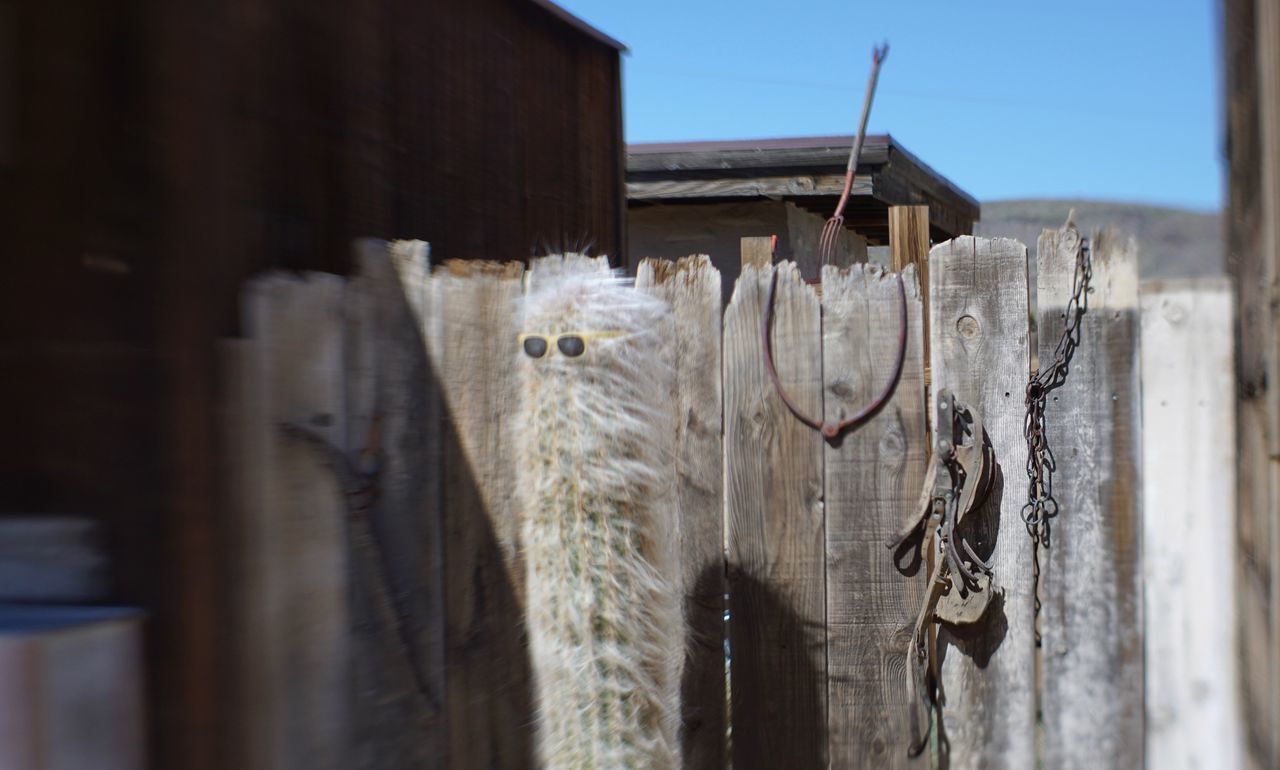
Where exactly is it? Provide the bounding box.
[518,330,626,359]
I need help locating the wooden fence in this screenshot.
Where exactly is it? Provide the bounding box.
[219,227,1241,769]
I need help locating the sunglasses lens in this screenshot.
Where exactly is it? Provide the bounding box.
[557,335,586,357]
[522,337,548,358]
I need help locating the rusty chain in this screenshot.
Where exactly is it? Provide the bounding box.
[1022,229,1092,645]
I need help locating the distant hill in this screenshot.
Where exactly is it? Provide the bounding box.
[973,199,1223,279]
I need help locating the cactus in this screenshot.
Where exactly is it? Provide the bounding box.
[516,264,683,769]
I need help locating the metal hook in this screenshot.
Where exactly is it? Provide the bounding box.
[761,266,908,441]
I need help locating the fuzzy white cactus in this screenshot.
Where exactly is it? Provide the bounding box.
[516,263,683,769]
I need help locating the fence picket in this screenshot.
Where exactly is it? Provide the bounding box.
[1037,226,1144,769]
[227,273,351,770]
[929,237,1035,770]
[345,240,446,767]
[434,260,534,769]
[636,255,727,770]
[724,261,827,769]
[821,263,929,768]
[1140,278,1243,769]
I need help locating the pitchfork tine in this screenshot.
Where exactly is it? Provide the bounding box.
[818,43,888,270]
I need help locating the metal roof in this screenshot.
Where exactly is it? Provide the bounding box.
[626,134,980,242]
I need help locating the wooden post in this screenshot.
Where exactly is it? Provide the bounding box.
[891,206,931,387]
[740,235,775,271]
[821,263,929,768]
[1037,226,1143,769]
[1141,278,1244,770]
[1252,4,1280,764]
[724,252,826,769]
[930,237,1034,770]
[434,260,535,769]
[636,255,726,770]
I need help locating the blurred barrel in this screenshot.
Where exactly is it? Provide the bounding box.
[0,606,145,769]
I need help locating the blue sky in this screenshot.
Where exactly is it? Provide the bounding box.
[558,0,1221,210]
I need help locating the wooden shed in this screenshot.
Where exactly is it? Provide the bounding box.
[0,1,623,767]
[626,135,980,299]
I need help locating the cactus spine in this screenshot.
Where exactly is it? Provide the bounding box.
[517,264,683,769]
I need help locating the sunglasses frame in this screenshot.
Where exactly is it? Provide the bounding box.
[517,330,627,358]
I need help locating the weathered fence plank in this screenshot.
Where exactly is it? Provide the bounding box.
[929,237,1034,770]
[822,264,929,768]
[1037,226,1144,769]
[724,260,827,769]
[229,273,351,770]
[636,255,727,770]
[434,260,535,770]
[345,239,445,768]
[1140,278,1244,770]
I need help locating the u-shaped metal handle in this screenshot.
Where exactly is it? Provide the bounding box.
[761,267,908,441]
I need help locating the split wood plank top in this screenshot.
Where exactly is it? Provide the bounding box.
[929,236,1035,770]
[1037,225,1144,770]
[822,263,929,768]
[724,262,827,769]
[636,255,727,770]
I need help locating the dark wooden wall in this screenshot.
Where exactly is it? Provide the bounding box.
[0,1,622,767]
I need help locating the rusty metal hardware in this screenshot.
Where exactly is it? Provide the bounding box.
[761,266,908,440]
[819,43,889,267]
[1022,223,1092,645]
[887,389,998,757]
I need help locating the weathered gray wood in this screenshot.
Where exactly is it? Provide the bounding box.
[233,273,351,770]
[1140,278,1244,770]
[724,261,827,769]
[1037,225,1143,769]
[433,260,534,769]
[636,255,726,769]
[1254,4,1280,766]
[628,136,893,173]
[821,263,928,768]
[629,173,873,202]
[929,236,1034,770]
[345,239,445,768]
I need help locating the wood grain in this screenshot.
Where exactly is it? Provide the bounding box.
[1224,1,1279,765]
[1036,225,1144,769]
[821,263,929,768]
[740,236,775,271]
[929,237,1034,770]
[434,259,534,769]
[629,174,874,202]
[636,255,727,770]
[890,206,931,382]
[724,260,827,769]
[345,239,446,768]
[232,273,351,770]
[1140,279,1244,770]
[1252,4,1280,766]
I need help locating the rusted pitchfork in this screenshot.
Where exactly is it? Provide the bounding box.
[817,43,889,268]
